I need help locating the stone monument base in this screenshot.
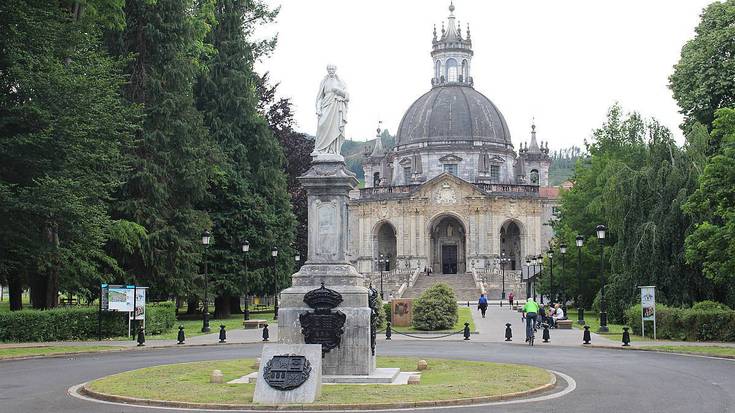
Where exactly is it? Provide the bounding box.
[234,367,411,386]
[253,344,322,404]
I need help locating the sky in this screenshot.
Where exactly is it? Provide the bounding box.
[255,0,714,150]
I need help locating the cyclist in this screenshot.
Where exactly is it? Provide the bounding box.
[522,298,540,342]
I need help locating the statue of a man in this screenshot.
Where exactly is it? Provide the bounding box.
[313,64,349,159]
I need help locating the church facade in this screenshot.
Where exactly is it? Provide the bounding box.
[347,3,559,281]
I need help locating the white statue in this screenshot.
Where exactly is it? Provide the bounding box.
[313,64,349,160]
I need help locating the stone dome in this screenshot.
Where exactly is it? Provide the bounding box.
[396,84,511,146]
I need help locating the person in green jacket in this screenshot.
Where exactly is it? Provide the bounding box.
[522,298,540,341]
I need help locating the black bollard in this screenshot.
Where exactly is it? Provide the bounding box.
[583,325,591,345]
[386,322,392,340]
[262,323,269,342]
[505,323,512,341]
[467,301,470,307]
[542,323,550,343]
[463,322,471,340]
[219,324,226,343]
[622,327,631,346]
[136,326,145,347]
[177,325,185,344]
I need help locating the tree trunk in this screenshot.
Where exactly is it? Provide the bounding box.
[8,277,23,311]
[30,273,47,310]
[214,294,231,318]
[229,296,242,314]
[186,296,199,315]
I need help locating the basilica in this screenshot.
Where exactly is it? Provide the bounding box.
[347,3,559,298]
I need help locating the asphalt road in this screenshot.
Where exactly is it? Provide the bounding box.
[1,341,733,413]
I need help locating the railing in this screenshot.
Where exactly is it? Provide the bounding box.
[358,182,539,200]
[359,184,419,199]
[474,183,539,196]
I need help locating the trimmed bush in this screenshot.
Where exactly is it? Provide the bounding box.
[411,283,458,331]
[0,302,175,342]
[691,300,732,312]
[625,303,735,342]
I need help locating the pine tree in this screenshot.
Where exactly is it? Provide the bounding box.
[107,0,216,298]
[0,0,140,309]
[195,0,294,317]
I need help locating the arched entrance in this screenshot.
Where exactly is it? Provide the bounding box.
[430,215,466,274]
[500,220,522,270]
[374,221,397,271]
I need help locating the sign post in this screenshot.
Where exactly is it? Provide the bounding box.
[639,286,656,340]
[99,284,147,339]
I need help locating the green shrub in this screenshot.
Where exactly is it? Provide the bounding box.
[624,303,735,342]
[0,302,175,342]
[411,283,458,331]
[383,302,391,327]
[691,300,732,312]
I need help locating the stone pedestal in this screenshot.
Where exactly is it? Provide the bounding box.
[278,161,375,376]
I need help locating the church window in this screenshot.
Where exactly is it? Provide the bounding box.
[435,60,441,81]
[403,167,412,185]
[530,169,539,184]
[490,165,500,182]
[446,58,458,82]
[461,59,468,82]
[443,164,458,175]
[373,172,380,187]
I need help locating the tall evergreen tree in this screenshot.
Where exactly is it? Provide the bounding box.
[0,0,140,309]
[195,0,295,317]
[107,0,216,298]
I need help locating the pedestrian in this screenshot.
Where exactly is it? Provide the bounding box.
[478,293,488,318]
[508,291,514,308]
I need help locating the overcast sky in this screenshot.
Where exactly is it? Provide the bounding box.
[255,0,714,150]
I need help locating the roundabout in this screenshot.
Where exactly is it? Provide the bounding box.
[1,340,733,412]
[75,357,555,410]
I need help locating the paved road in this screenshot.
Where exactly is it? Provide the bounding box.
[1,340,733,413]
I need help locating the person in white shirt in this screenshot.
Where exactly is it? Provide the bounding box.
[552,303,565,327]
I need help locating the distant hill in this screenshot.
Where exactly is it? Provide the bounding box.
[549,146,584,186]
[341,130,395,180]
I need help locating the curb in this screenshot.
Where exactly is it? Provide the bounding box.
[0,340,267,363]
[78,369,557,411]
[586,344,735,360]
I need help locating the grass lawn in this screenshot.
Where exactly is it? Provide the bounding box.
[638,346,735,358]
[87,357,551,405]
[566,309,641,342]
[391,306,476,333]
[0,345,125,359]
[114,313,276,341]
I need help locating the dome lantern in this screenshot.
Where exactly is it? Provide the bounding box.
[431,2,473,86]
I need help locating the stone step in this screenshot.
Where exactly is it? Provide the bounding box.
[403,273,481,301]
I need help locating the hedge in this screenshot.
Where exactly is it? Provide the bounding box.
[625,303,735,342]
[0,302,176,342]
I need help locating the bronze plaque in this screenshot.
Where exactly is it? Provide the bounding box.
[391,299,412,327]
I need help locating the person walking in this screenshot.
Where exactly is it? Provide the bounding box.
[522,298,540,342]
[508,291,514,308]
[478,293,488,318]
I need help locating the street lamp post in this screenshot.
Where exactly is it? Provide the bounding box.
[272,247,278,321]
[537,254,544,304]
[596,225,608,332]
[525,258,531,299]
[575,235,585,325]
[560,243,567,313]
[379,254,385,300]
[500,252,510,302]
[242,240,250,321]
[547,248,554,304]
[531,256,538,301]
[201,230,211,333]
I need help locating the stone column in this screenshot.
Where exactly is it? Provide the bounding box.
[278,160,375,376]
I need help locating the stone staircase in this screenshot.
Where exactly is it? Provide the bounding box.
[402,273,481,301]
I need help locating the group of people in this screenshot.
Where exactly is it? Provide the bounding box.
[522,299,566,341]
